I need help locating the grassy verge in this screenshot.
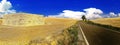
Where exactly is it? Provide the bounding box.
[86,21,120,31]
[57,22,79,45]
[28,22,79,45]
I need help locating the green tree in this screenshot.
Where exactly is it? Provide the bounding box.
[81,15,86,21]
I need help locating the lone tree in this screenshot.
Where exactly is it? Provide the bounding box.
[81,15,86,21]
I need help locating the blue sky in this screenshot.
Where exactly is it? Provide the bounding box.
[6,0,120,16]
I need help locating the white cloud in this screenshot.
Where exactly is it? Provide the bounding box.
[59,10,86,19]
[48,8,103,20]
[0,0,16,17]
[109,12,117,18]
[48,10,85,20]
[84,8,103,19]
[118,13,120,17]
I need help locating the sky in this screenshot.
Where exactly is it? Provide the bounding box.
[0,0,120,19]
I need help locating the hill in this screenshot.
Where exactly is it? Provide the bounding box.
[0,13,78,45]
[0,19,2,25]
[91,17,120,28]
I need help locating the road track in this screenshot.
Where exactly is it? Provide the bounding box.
[79,21,120,45]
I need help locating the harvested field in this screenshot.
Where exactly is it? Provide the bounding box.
[0,17,78,45]
[91,17,120,27]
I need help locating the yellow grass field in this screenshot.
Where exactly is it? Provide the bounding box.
[0,17,78,45]
[91,17,120,27]
[0,19,2,25]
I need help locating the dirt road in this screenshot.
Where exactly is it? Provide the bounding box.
[79,21,120,45]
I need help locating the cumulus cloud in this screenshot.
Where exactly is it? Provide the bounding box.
[48,8,103,20]
[0,0,16,17]
[109,12,117,18]
[49,10,85,20]
[84,8,103,19]
[118,13,120,17]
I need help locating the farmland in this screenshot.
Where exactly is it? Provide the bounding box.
[91,17,120,28]
[0,16,78,45]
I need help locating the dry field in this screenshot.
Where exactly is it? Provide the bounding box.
[0,17,78,45]
[91,17,120,27]
[0,19,2,25]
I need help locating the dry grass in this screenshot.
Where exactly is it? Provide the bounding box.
[0,19,2,25]
[45,17,78,27]
[0,17,78,45]
[92,17,120,27]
